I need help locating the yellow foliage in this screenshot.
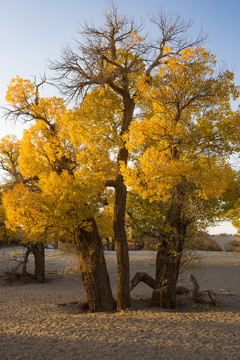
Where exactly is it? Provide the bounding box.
[5,76,35,107]
[122,47,238,209]
[0,135,21,176]
[3,47,239,243]
[2,167,106,237]
[3,80,119,239]
[6,76,65,124]
[96,202,114,239]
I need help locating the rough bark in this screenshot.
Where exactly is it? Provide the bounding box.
[113,97,135,311]
[150,236,184,309]
[150,180,189,309]
[113,172,130,311]
[129,214,187,309]
[31,243,45,282]
[73,218,116,312]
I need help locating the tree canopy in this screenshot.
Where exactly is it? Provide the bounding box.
[2,77,115,240]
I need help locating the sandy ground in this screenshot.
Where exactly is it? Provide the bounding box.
[0,248,240,360]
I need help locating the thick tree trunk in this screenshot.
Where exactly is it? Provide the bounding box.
[31,243,45,282]
[113,171,130,311]
[113,97,135,311]
[150,237,183,309]
[151,182,188,308]
[74,218,116,312]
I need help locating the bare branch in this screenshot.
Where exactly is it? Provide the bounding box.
[50,3,205,106]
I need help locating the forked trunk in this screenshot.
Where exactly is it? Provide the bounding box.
[31,243,45,282]
[74,218,116,312]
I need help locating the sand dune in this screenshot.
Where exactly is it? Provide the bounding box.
[1,249,240,359]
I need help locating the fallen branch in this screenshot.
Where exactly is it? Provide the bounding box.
[130,272,189,294]
[188,274,202,302]
[207,290,219,306]
[130,272,155,291]
[189,274,219,306]
[130,271,219,306]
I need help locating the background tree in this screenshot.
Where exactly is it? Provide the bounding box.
[2,77,115,310]
[0,187,21,247]
[121,47,239,308]
[225,165,240,234]
[51,4,204,310]
[0,134,46,281]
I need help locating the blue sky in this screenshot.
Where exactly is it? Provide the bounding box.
[0,0,240,234]
[1,0,240,135]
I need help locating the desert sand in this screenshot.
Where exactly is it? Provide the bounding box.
[0,248,240,360]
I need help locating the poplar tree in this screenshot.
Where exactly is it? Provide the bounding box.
[51,4,203,310]
[121,47,239,308]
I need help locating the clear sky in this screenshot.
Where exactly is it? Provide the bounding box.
[0,0,239,234]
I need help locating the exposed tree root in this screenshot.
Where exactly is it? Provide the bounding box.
[130,272,219,306]
[130,272,155,291]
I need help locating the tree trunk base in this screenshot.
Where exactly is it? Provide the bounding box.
[74,218,116,312]
[31,243,45,282]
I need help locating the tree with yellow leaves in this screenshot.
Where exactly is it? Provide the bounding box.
[2,78,115,310]
[0,186,21,247]
[121,47,240,308]
[0,134,46,281]
[3,5,239,312]
[51,3,205,310]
